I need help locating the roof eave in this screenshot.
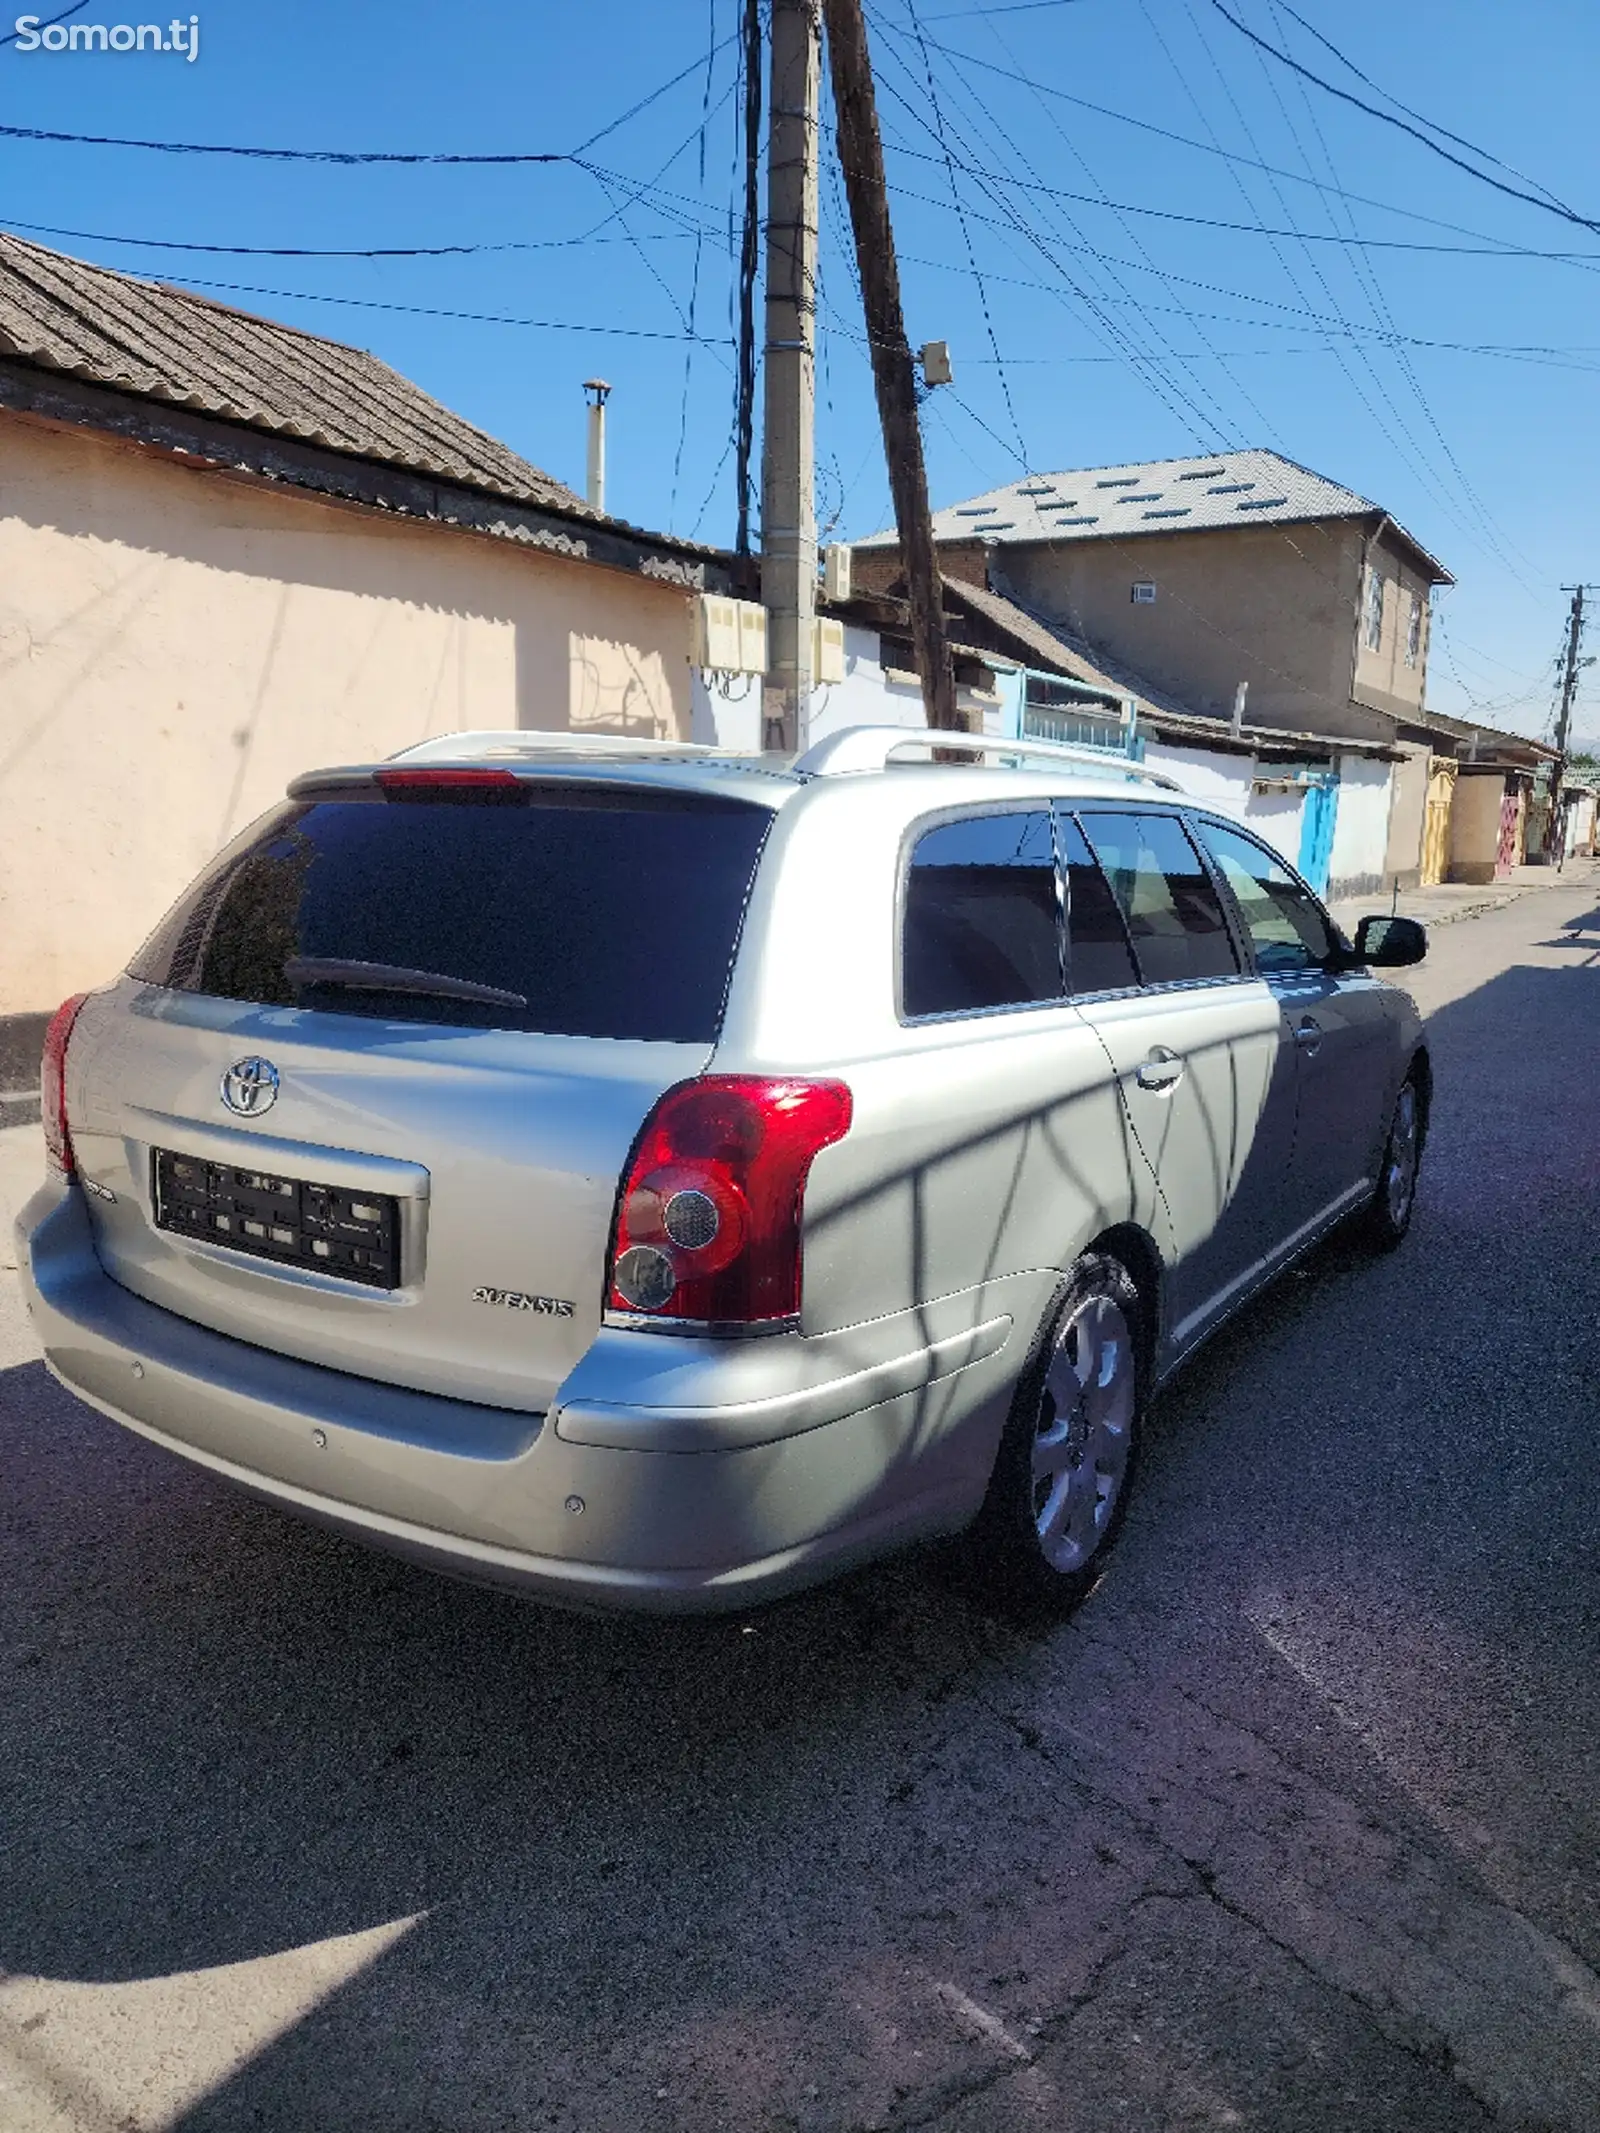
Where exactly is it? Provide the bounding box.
[0,353,738,589]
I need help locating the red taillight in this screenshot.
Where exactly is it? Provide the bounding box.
[607,1076,853,1330]
[375,768,519,791]
[41,993,89,1176]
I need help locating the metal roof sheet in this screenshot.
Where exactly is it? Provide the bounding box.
[0,229,590,516]
[858,448,1451,582]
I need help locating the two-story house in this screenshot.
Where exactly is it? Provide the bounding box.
[851,449,1484,895]
[853,447,1453,747]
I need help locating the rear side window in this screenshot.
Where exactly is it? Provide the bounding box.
[1076,811,1238,987]
[127,784,772,1043]
[902,809,1063,1018]
[1057,812,1139,995]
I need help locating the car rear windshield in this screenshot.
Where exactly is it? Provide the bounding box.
[127,782,773,1043]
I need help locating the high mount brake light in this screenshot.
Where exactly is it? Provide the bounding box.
[607,1076,852,1331]
[374,768,520,792]
[41,993,89,1177]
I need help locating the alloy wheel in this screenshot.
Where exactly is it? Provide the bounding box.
[1385,1082,1420,1230]
[1032,1291,1136,1574]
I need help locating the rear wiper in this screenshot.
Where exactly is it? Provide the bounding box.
[283,958,527,1011]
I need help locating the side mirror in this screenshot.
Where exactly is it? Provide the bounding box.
[1351,914,1427,968]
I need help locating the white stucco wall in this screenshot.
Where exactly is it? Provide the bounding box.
[1327,753,1395,898]
[1,412,696,1016]
[691,626,1014,753]
[1242,790,1310,871]
[1138,739,1311,871]
[1139,741,1254,814]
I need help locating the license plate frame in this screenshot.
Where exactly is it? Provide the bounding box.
[152,1149,401,1290]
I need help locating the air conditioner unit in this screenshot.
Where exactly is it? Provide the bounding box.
[813,614,846,684]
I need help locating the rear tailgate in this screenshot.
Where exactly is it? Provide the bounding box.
[62,773,774,1411]
[67,992,700,1411]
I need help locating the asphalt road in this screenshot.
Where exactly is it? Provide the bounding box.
[2,876,1598,2133]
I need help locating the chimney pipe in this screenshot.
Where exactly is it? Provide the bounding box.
[1231,680,1249,740]
[583,378,611,514]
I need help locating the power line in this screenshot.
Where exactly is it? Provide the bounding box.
[0,0,87,45]
[867,14,1236,442]
[669,0,724,530]
[0,40,734,163]
[143,277,737,342]
[949,0,1287,448]
[845,136,1600,260]
[1271,0,1574,212]
[901,0,1029,465]
[1253,0,1542,588]
[919,2,1090,18]
[1143,0,1504,588]
[1205,0,1600,238]
[883,25,1600,269]
[21,159,1599,267]
[0,215,701,260]
[890,235,1600,368]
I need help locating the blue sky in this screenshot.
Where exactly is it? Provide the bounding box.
[4,0,1599,740]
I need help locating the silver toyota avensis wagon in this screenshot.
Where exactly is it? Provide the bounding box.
[18,725,1429,1613]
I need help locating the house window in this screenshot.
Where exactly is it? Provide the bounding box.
[1364,569,1386,652]
[1406,592,1424,667]
[1132,581,1157,604]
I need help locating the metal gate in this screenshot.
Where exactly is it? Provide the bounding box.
[1420,757,1456,885]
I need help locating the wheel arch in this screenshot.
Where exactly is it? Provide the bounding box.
[1408,1044,1433,1150]
[1084,1221,1165,1388]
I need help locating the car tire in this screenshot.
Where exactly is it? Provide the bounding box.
[1360,1069,1424,1252]
[957,1252,1146,1613]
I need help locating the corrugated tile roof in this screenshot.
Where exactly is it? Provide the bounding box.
[0,229,591,516]
[859,447,1451,582]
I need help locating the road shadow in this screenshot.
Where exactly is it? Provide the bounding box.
[1,961,1597,2130]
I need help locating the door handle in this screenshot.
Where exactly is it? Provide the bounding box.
[1135,1047,1185,1092]
[1295,1016,1323,1056]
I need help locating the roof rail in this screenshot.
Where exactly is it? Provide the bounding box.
[389,729,724,764]
[794,724,1185,791]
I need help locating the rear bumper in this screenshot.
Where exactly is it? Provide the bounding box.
[16,1185,1012,1612]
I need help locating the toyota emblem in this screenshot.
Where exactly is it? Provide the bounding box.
[220,1056,280,1117]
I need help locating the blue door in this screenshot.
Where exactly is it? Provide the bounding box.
[1296,779,1339,894]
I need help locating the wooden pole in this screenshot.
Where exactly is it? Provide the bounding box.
[821,0,960,730]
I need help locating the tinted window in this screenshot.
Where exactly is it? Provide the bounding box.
[902,810,1063,1017]
[127,784,772,1043]
[1194,819,1337,973]
[1057,812,1139,995]
[1076,811,1238,987]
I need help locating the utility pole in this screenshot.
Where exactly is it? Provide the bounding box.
[822,0,959,731]
[759,0,821,754]
[1551,584,1592,868]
